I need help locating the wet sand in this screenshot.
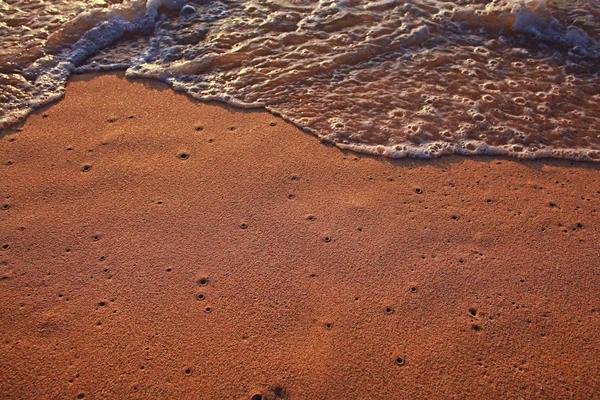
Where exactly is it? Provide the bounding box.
[1,72,599,399]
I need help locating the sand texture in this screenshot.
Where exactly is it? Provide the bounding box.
[1,73,600,399]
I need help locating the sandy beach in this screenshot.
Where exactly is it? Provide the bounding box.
[1,72,599,399]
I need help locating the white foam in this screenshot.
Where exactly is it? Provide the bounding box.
[1,0,599,162]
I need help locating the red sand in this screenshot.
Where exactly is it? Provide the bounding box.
[1,73,599,399]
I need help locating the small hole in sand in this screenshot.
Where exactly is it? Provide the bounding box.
[269,122,277,126]
[198,278,208,286]
[240,223,248,229]
[228,126,236,131]
[66,147,73,151]
[410,287,417,293]
[325,323,332,330]
[415,188,422,194]
[306,215,316,221]
[2,204,9,210]
[99,301,106,307]
[205,306,212,313]
[468,308,477,317]
[140,365,145,370]
[549,202,556,207]
[195,126,204,131]
[395,357,405,366]
[96,321,102,326]
[472,324,482,332]
[5,161,13,165]
[197,294,205,301]
[156,201,163,205]
[250,395,263,400]
[107,118,117,123]
[288,194,295,200]
[77,394,85,399]
[208,138,214,143]
[166,268,172,273]
[178,153,190,160]
[93,235,100,241]
[291,175,298,181]
[323,236,332,243]
[385,307,394,314]
[451,215,459,220]
[127,115,134,119]
[185,368,192,375]
[2,244,10,250]
[81,165,92,172]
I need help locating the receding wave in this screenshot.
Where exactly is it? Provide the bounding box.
[1,0,599,161]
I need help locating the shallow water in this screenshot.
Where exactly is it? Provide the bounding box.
[1,0,600,160]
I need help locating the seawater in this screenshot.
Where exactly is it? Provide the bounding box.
[1,0,599,161]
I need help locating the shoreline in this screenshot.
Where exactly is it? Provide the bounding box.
[1,72,599,398]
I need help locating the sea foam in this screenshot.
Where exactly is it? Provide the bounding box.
[1,0,599,161]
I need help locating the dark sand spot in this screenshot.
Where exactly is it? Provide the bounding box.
[81,165,92,172]
[178,152,190,160]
